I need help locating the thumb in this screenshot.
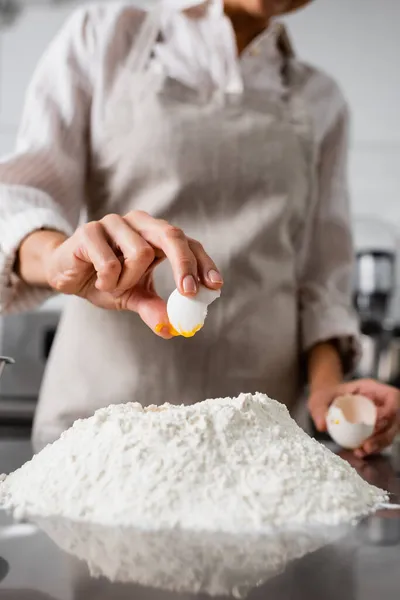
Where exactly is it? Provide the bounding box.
[309,391,333,432]
[126,288,174,339]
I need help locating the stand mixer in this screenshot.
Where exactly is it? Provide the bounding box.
[0,356,14,381]
[353,218,397,381]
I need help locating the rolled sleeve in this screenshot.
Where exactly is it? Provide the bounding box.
[298,101,361,374]
[0,7,95,314]
[0,186,74,313]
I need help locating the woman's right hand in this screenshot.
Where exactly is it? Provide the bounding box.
[19,211,223,338]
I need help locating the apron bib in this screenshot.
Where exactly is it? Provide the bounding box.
[33,11,315,450]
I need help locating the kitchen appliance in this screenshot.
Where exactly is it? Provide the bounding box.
[353,218,398,381]
[0,305,60,425]
[0,556,8,584]
[354,249,396,329]
[0,356,14,380]
[354,248,396,380]
[375,331,400,385]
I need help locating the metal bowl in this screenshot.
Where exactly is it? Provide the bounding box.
[0,356,14,380]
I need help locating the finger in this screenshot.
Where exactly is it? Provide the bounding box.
[101,215,156,291]
[336,381,361,396]
[354,448,366,459]
[78,222,121,292]
[334,380,382,401]
[124,211,199,296]
[312,411,328,432]
[375,404,398,434]
[125,287,175,339]
[361,422,399,456]
[377,395,399,420]
[347,379,393,405]
[188,239,223,289]
[336,381,399,425]
[374,417,390,434]
[309,393,334,432]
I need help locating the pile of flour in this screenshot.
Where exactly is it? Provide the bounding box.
[0,393,388,531]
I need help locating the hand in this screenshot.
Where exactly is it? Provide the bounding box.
[308,379,400,457]
[41,211,223,338]
[346,380,399,458]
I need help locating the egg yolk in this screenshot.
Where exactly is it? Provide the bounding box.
[171,323,203,337]
[155,323,203,338]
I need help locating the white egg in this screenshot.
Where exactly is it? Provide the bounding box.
[167,286,221,337]
[327,394,377,450]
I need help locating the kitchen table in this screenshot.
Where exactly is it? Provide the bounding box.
[0,442,399,600]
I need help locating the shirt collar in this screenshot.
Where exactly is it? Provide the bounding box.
[159,0,295,58]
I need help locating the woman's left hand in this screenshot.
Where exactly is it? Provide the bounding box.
[308,379,400,457]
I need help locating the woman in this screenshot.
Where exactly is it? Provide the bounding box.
[0,0,397,452]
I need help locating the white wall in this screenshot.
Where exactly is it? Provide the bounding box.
[284,0,400,223]
[284,0,400,319]
[0,3,78,149]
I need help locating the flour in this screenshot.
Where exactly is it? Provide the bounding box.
[0,393,388,531]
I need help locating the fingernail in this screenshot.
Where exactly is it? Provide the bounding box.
[208,269,223,284]
[182,275,197,294]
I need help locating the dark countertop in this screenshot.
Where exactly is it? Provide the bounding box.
[0,443,399,600]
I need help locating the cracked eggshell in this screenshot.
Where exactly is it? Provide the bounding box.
[167,286,221,337]
[327,394,377,450]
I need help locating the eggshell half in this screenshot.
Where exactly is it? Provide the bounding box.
[327,394,377,450]
[167,286,221,337]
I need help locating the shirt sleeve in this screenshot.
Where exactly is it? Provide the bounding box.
[298,102,361,375]
[0,7,95,314]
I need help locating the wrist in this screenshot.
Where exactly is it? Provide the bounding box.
[308,341,344,394]
[309,374,343,394]
[17,229,67,287]
[41,231,68,288]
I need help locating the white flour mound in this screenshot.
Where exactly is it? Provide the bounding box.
[0,393,388,531]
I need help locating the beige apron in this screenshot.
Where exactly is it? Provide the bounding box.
[33,11,315,450]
